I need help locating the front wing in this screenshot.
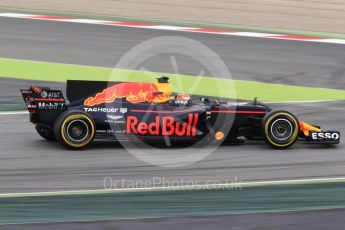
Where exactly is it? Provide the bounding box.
[300,122,340,144]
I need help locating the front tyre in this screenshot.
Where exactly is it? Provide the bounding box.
[54,111,95,150]
[262,111,299,149]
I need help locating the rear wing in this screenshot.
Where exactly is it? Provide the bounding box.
[20,86,67,124]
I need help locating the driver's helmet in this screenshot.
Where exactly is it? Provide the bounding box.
[174,93,192,105]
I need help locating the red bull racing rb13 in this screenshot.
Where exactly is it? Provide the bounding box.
[21,77,340,150]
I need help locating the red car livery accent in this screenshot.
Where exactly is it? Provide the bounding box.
[127,114,199,136]
[84,81,173,106]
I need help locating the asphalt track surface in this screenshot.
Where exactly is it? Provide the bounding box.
[1,16,345,228]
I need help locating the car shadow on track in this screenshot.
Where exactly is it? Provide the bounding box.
[35,138,340,151]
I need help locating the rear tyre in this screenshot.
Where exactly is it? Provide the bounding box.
[35,124,55,141]
[262,111,299,149]
[54,110,95,150]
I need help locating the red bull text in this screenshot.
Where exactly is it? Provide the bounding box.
[126,114,199,136]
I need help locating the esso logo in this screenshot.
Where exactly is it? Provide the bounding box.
[312,132,340,140]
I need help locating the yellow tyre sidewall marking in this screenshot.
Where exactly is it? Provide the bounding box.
[61,114,95,148]
[264,113,299,147]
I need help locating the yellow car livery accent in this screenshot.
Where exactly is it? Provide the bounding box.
[299,122,322,136]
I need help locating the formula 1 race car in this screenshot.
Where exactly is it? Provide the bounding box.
[21,77,340,149]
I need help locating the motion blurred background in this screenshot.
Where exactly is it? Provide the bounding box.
[1,0,344,33]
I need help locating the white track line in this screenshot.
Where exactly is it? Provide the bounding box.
[0,111,28,115]
[0,177,345,198]
[0,12,344,45]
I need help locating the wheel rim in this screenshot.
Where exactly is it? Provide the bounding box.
[66,119,89,142]
[270,118,293,141]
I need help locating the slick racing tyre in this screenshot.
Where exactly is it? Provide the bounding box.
[35,124,55,141]
[54,110,95,150]
[262,111,299,149]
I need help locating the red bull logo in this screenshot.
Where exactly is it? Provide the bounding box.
[127,114,199,136]
[84,81,173,106]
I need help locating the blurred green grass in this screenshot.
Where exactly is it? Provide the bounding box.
[1,57,345,102]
